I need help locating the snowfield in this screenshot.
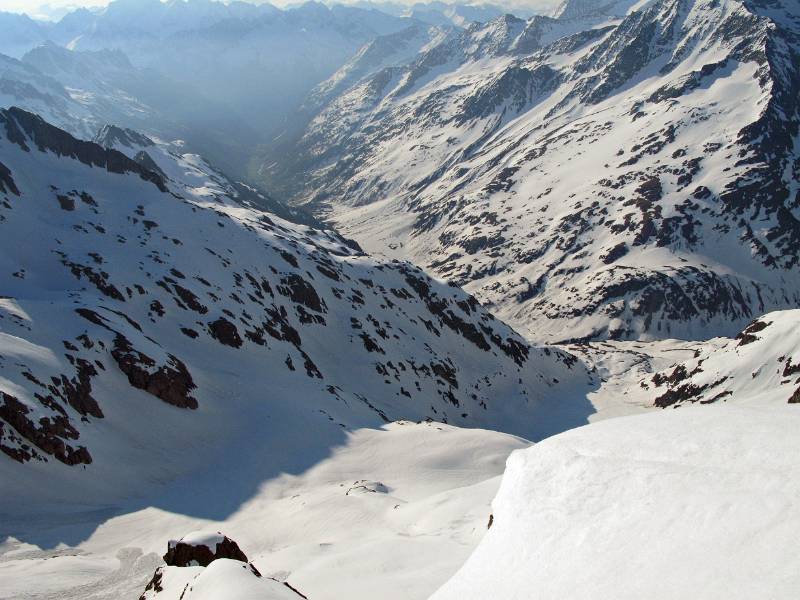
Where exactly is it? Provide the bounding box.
[432,403,800,600]
[142,559,301,600]
[1,422,528,600]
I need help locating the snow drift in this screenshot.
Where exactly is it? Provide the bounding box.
[432,403,800,600]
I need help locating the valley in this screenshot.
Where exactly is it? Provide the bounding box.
[0,0,798,598]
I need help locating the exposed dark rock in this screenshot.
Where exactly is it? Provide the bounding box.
[783,358,800,378]
[54,358,103,418]
[279,250,298,268]
[653,375,730,408]
[208,317,243,348]
[173,284,208,314]
[63,260,126,302]
[139,568,164,599]
[111,334,198,409]
[736,318,771,346]
[600,242,628,264]
[163,533,248,567]
[56,194,75,211]
[278,274,326,313]
[0,161,20,196]
[0,391,92,465]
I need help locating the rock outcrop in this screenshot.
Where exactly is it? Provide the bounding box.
[163,532,248,568]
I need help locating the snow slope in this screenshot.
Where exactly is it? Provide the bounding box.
[0,106,591,502]
[0,51,101,140]
[0,109,589,496]
[91,124,322,227]
[0,105,597,598]
[274,0,800,343]
[1,421,528,600]
[142,559,302,600]
[432,403,800,600]
[640,309,800,407]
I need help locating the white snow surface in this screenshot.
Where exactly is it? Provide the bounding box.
[153,560,299,600]
[432,403,800,600]
[140,560,301,600]
[1,421,528,600]
[167,532,225,551]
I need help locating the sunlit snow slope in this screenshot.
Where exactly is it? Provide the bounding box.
[1,422,528,600]
[641,309,800,406]
[432,403,800,600]
[433,309,800,599]
[275,0,800,343]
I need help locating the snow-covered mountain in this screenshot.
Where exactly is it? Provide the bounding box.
[0,107,590,501]
[552,0,644,20]
[0,50,100,140]
[260,21,453,200]
[5,2,413,120]
[92,123,323,227]
[0,2,797,598]
[305,22,452,115]
[404,1,510,27]
[270,0,800,343]
[0,11,49,59]
[16,43,165,139]
[0,43,305,215]
[0,43,320,227]
[0,0,427,180]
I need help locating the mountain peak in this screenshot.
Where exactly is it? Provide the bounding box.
[93,124,155,150]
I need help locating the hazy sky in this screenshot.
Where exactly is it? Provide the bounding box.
[1,0,105,12]
[0,0,271,20]
[0,0,558,20]
[1,1,105,19]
